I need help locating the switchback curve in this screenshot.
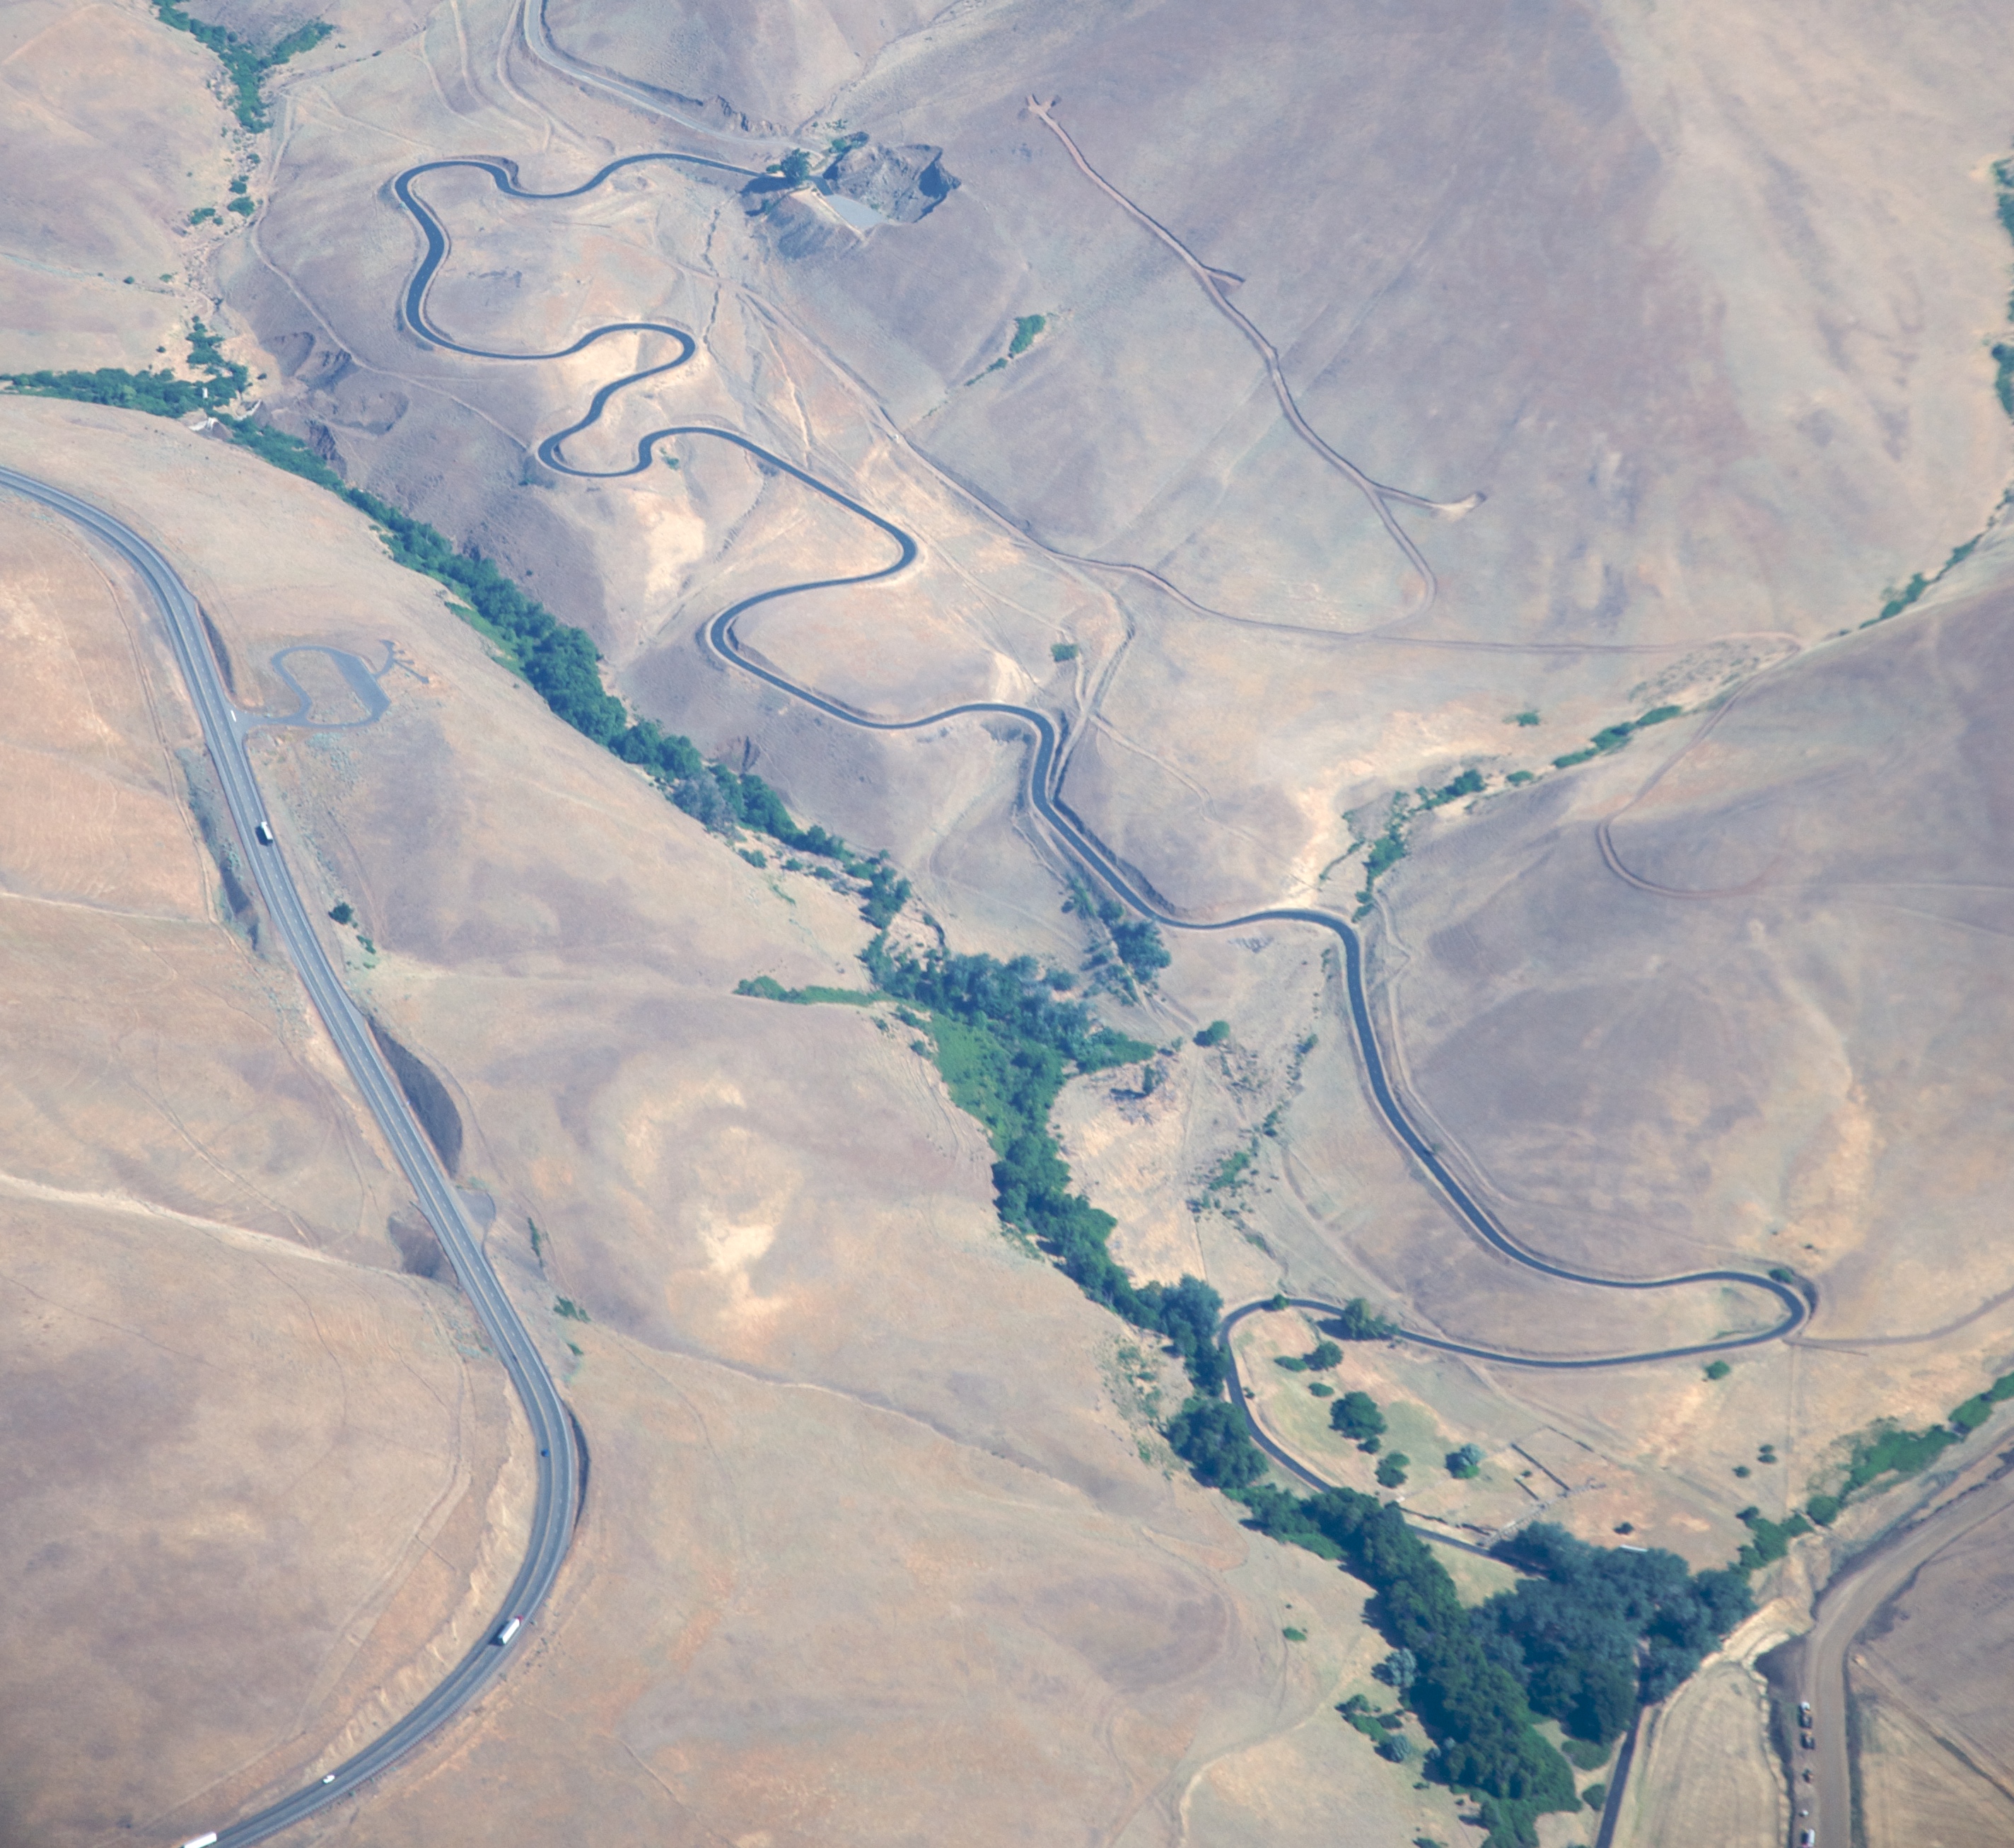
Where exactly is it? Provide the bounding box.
[387,155,1807,1376]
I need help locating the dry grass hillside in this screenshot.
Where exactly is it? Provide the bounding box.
[7,0,2014,1840]
[0,399,1480,1846]
[0,468,531,1845]
[184,0,2014,919]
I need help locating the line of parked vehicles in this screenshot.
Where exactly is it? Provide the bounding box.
[1794,1700,1817,1846]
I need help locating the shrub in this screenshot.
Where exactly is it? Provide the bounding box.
[1051,641,1079,661]
[1306,1339,1343,1371]
[1704,1360,1731,1381]
[1560,1736,1610,1772]
[1363,827,1408,877]
[1804,1494,1841,1526]
[1195,1019,1230,1046]
[1448,1443,1486,1479]
[1008,313,1047,356]
[327,902,355,925]
[1375,1453,1409,1488]
[1733,1506,1810,1571]
[1424,767,1485,807]
[1581,1782,1607,1813]
[149,1,332,131]
[1841,1421,1959,1494]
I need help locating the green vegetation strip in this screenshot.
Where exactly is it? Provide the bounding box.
[31,315,2014,1848]
[2,337,919,893]
[1549,703,1682,771]
[151,1,330,132]
[1858,149,2014,631]
[1224,1496,1751,1844]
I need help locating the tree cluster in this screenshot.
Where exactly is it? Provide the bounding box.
[1476,1524,1752,1743]
[1225,1494,1760,1845]
[149,1,331,131]
[1238,1484,1577,1823]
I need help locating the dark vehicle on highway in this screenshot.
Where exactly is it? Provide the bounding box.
[1801,1731,1815,1749]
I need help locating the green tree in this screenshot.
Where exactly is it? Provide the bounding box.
[1166,1397,1265,1489]
[1373,1646,1418,1698]
[1323,1298,1400,1341]
[1331,1391,1386,1444]
[1111,919,1171,977]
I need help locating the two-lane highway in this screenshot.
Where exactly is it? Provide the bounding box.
[0,465,580,1847]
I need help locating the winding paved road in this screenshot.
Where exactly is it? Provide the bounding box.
[388,153,1808,1376]
[0,465,581,1848]
[35,148,1812,1838]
